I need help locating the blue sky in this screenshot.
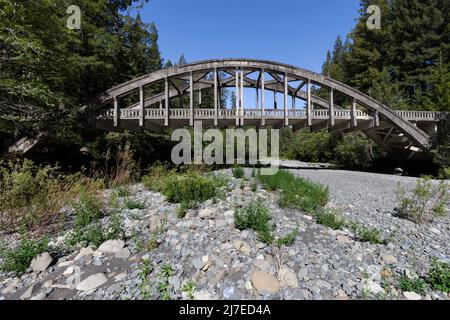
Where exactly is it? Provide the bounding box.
[136,0,361,73]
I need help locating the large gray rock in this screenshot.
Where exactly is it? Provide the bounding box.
[30,252,54,273]
[97,240,125,254]
[279,267,298,288]
[76,273,108,291]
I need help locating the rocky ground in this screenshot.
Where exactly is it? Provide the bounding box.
[0,168,449,300]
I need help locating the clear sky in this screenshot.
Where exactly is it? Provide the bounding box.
[136,0,361,73]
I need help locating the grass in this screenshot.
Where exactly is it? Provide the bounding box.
[258,170,329,214]
[143,166,226,213]
[314,209,346,230]
[234,199,274,244]
[276,229,299,247]
[348,223,389,245]
[125,198,145,210]
[0,234,49,275]
[232,166,245,179]
[181,279,197,300]
[138,259,153,300]
[157,264,174,300]
[395,177,449,224]
[398,275,428,295]
[427,258,450,293]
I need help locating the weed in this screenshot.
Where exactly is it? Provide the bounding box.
[314,209,346,230]
[181,279,197,300]
[276,229,299,247]
[157,264,173,300]
[427,258,450,293]
[125,198,145,210]
[398,275,428,295]
[232,166,245,179]
[234,199,274,244]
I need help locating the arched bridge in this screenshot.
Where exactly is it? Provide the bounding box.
[94,59,445,166]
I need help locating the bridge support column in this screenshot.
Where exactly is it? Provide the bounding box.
[164,77,169,126]
[284,72,288,126]
[235,69,239,126]
[329,88,335,127]
[261,69,265,127]
[373,110,379,127]
[198,88,202,105]
[256,88,259,110]
[190,72,194,126]
[240,69,244,126]
[139,86,144,127]
[351,98,358,127]
[214,68,218,126]
[307,79,312,127]
[113,96,120,127]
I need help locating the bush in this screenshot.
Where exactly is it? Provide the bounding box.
[125,198,145,210]
[0,235,49,275]
[349,223,388,245]
[334,133,381,171]
[73,188,103,228]
[234,199,274,244]
[427,259,450,293]
[398,275,428,295]
[314,209,346,230]
[144,167,226,211]
[0,160,73,233]
[258,170,329,214]
[395,177,449,224]
[232,166,245,179]
[276,229,299,247]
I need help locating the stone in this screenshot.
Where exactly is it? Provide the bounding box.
[210,270,225,286]
[2,279,19,295]
[336,235,353,244]
[381,252,398,264]
[198,207,216,219]
[115,248,131,259]
[366,280,384,295]
[192,258,204,270]
[63,266,74,276]
[233,240,251,254]
[58,260,74,268]
[75,247,94,261]
[223,287,235,299]
[97,240,125,254]
[30,292,47,300]
[30,252,54,273]
[244,281,253,290]
[149,216,163,232]
[251,271,280,294]
[404,291,422,300]
[254,260,272,273]
[76,273,108,291]
[279,267,298,288]
[19,285,35,300]
[232,188,243,197]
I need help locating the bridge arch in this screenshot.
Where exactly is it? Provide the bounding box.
[95,59,444,166]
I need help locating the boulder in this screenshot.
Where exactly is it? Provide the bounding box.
[76,273,108,291]
[97,240,125,254]
[30,252,54,273]
[251,271,280,294]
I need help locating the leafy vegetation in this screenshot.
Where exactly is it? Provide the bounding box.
[314,209,346,230]
[181,279,197,300]
[232,166,245,179]
[258,170,329,214]
[276,229,299,247]
[348,223,389,245]
[157,264,174,300]
[234,199,274,244]
[395,178,449,224]
[427,259,450,293]
[398,275,428,295]
[0,235,49,275]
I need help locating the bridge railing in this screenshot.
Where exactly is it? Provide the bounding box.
[395,110,444,121]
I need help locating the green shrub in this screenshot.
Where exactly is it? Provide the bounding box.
[314,209,346,230]
[0,160,74,233]
[232,166,245,179]
[427,259,450,293]
[334,133,381,170]
[73,188,103,228]
[125,198,145,210]
[114,185,130,198]
[276,229,299,247]
[258,170,329,214]
[142,163,168,192]
[349,223,388,245]
[0,235,49,275]
[234,199,274,244]
[398,275,428,295]
[395,178,449,224]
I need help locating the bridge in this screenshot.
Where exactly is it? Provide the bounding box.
[94,59,445,167]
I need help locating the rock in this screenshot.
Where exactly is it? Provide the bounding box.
[366,280,384,294]
[233,240,251,254]
[192,258,204,270]
[75,247,94,261]
[404,291,422,300]
[336,235,353,244]
[149,216,163,232]
[223,287,235,299]
[2,279,19,294]
[30,252,54,273]
[393,167,403,175]
[115,248,131,259]
[97,240,125,254]
[429,227,441,235]
[63,266,74,276]
[231,188,243,197]
[30,291,47,300]
[58,260,74,268]
[210,270,225,286]
[381,252,398,264]
[198,207,216,219]
[76,273,108,291]
[279,267,298,288]
[251,271,280,294]
[254,260,272,273]
[244,281,253,290]
[19,285,35,300]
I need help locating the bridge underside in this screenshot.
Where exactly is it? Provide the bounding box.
[93,59,445,168]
